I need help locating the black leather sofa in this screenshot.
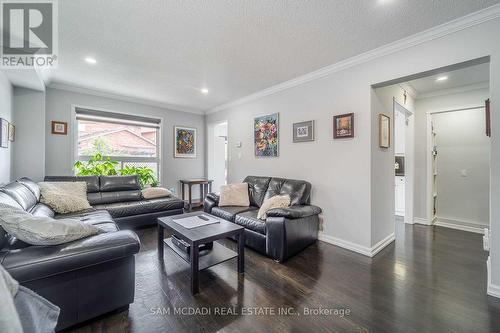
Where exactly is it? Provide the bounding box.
[44,175,185,229]
[0,177,140,330]
[204,176,322,262]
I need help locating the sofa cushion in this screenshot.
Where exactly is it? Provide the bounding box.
[0,182,38,211]
[243,176,271,207]
[38,182,92,214]
[257,195,291,220]
[264,178,311,206]
[44,176,100,193]
[219,183,250,207]
[100,190,142,204]
[100,176,140,192]
[55,210,118,233]
[234,210,266,235]
[93,197,184,219]
[17,178,41,200]
[211,206,258,222]
[0,191,23,211]
[0,204,102,246]
[29,203,55,218]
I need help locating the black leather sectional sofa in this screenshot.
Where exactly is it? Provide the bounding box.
[44,175,185,229]
[204,176,322,262]
[0,176,185,330]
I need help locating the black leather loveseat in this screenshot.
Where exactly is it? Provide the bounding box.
[44,175,185,229]
[0,177,140,330]
[204,176,322,262]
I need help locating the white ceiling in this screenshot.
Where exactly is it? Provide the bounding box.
[406,62,490,96]
[39,0,500,113]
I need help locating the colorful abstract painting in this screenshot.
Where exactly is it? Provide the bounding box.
[254,113,279,157]
[174,126,196,158]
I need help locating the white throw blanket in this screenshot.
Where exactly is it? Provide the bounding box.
[0,265,60,333]
[0,265,22,333]
[0,203,101,246]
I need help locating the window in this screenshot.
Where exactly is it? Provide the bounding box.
[75,108,161,180]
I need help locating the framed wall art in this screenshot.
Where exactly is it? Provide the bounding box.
[254,113,279,157]
[293,120,314,143]
[51,121,68,135]
[174,126,197,158]
[8,123,15,142]
[333,113,354,139]
[0,118,8,148]
[379,114,390,148]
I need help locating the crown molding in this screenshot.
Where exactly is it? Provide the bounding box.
[48,82,205,115]
[416,81,489,100]
[206,4,500,114]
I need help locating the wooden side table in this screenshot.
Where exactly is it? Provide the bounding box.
[180,179,213,211]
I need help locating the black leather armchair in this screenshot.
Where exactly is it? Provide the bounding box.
[204,176,321,262]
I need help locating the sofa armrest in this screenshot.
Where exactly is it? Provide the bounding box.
[266,214,319,262]
[203,192,219,213]
[266,205,322,219]
[1,230,140,283]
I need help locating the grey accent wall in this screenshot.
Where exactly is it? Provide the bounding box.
[0,71,13,185]
[13,87,46,181]
[44,87,205,197]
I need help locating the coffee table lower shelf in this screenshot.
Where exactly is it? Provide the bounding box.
[164,237,238,271]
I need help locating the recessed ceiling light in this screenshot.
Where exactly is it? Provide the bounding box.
[84,57,97,64]
[436,76,448,82]
[201,88,209,95]
[377,0,395,4]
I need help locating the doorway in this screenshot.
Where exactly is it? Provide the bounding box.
[207,121,228,193]
[426,106,490,233]
[394,101,412,219]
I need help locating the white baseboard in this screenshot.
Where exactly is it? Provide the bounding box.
[318,232,395,258]
[487,257,500,298]
[414,217,432,225]
[318,233,371,256]
[371,233,396,257]
[434,217,486,234]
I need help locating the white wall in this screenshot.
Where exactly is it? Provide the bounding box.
[433,108,489,228]
[0,71,13,185]
[206,17,500,274]
[414,88,490,221]
[371,85,415,247]
[207,122,227,192]
[13,87,46,181]
[44,87,206,197]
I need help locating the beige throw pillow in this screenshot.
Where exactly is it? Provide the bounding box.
[257,195,291,220]
[141,187,172,199]
[219,183,250,207]
[0,203,101,246]
[38,182,91,214]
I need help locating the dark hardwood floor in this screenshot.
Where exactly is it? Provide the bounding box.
[67,221,500,333]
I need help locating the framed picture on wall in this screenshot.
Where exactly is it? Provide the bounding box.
[0,118,8,148]
[8,123,15,142]
[333,113,354,139]
[51,121,68,135]
[379,114,390,148]
[293,120,314,142]
[254,113,279,157]
[174,126,197,158]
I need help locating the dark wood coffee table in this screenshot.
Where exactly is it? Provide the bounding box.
[157,212,245,295]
